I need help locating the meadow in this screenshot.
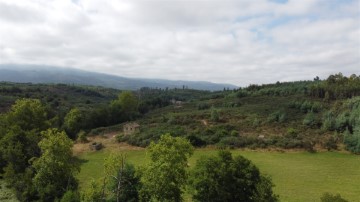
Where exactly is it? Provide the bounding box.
[77,149,360,202]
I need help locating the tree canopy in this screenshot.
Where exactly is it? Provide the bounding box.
[140,134,194,202]
[189,150,278,202]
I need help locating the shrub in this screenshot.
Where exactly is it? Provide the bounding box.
[230,130,239,137]
[323,136,338,151]
[186,135,206,147]
[320,192,348,202]
[77,130,88,143]
[210,107,220,122]
[303,111,316,126]
[322,111,336,131]
[267,111,287,123]
[344,130,360,154]
[286,128,298,138]
[197,103,210,110]
[335,112,349,132]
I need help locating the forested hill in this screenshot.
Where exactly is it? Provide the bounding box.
[0,64,237,91]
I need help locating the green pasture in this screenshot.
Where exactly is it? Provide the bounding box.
[77,150,360,202]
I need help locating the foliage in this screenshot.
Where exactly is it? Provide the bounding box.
[104,153,140,202]
[77,130,88,143]
[303,111,317,127]
[322,136,338,151]
[320,192,348,202]
[60,190,80,202]
[32,128,79,201]
[344,130,360,154]
[189,150,278,202]
[197,102,210,110]
[253,175,279,202]
[267,110,286,123]
[5,98,50,132]
[322,110,336,131]
[210,107,219,122]
[140,134,194,202]
[117,91,139,119]
[81,179,104,202]
[310,73,360,100]
[0,99,51,200]
[63,108,83,139]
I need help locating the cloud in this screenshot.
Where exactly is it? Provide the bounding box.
[0,0,358,86]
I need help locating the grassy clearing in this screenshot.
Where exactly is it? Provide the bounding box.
[77,149,360,202]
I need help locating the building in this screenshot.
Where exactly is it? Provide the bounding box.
[123,122,140,135]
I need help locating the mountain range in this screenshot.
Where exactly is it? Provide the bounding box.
[0,64,237,91]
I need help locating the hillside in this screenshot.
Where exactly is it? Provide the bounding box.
[0,64,237,91]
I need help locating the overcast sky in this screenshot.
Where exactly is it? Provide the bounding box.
[0,0,359,86]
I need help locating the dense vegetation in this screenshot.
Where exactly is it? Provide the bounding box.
[0,73,359,201]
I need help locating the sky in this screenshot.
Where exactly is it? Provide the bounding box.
[0,0,359,86]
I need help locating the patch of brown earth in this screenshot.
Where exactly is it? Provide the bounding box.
[73,133,144,156]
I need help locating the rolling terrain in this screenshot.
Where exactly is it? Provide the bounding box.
[0,64,237,91]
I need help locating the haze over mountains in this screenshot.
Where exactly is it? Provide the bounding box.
[0,64,237,91]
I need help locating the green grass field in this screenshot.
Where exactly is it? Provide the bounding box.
[77,150,360,202]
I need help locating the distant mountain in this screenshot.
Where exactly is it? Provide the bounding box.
[0,64,237,91]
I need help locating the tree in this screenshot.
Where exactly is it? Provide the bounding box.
[0,99,50,200]
[104,153,140,202]
[117,91,139,120]
[63,108,83,139]
[5,98,50,132]
[189,150,278,202]
[81,179,103,202]
[32,128,80,201]
[140,134,194,202]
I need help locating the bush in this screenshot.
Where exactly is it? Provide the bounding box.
[197,103,210,110]
[320,192,348,202]
[77,131,88,143]
[323,136,338,151]
[286,128,298,138]
[186,135,206,147]
[322,111,336,131]
[267,111,287,123]
[344,130,360,154]
[335,112,349,132]
[303,111,316,127]
[210,107,220,122]
[60,190,80,202]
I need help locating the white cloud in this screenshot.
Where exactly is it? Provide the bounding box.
[0,0,359,86]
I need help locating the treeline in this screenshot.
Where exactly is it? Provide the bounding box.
[232,73,360,100]
[309,73,360,100]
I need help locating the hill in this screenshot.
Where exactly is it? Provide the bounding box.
[0,64,237,91]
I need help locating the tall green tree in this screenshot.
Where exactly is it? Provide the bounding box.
[32,128,79,201]
[116,91,139,120]
[104,153,140,202]
[140,134,194,202]
[189,150,278,202]
[5,98,50,132]
[63,108,83,139]
[0,99,50,200]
